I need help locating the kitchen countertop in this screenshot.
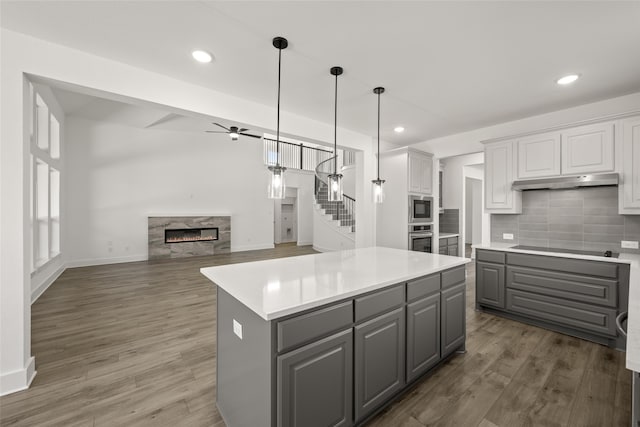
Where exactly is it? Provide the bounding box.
[473,242,640,372]
[439,233,459,239]
[200,246,470,321]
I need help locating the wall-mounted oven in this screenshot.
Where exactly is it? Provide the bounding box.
[409,195,434,224]
[408,224,433,253]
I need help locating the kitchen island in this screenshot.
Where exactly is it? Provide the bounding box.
[201,246,470,427]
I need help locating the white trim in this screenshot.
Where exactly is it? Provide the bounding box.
[0,357,36,396]
[296,241,313,246]
[31,263,65,303]
[66,255,147,268]
[231,243,275,252]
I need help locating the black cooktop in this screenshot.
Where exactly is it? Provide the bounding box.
[510,245,619,259]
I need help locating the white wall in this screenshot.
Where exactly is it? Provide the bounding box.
[465,177,483,245]
[0,28,377,395]
[67,116,303,265]
[415,91,640,158]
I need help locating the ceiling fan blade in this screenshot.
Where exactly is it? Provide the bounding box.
[212,122,230,131]
[239,133,262,139]
[205,130,229,133]
[238,128,250,133]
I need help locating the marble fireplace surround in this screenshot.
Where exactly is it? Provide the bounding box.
[148,216,231,260]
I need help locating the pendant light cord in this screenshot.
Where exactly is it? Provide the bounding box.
[333,72,338,174]
[276,46,282,166]
[377,91,381,181]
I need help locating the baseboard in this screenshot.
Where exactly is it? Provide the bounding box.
[231,243,275,252]
[66,255,147,268]
[297,241,313,247]
[0,356,36,396]
[31,264,66,304]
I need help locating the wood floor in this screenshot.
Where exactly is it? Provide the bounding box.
[0,244,631,426]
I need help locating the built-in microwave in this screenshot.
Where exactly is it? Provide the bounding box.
[409,195,434,224]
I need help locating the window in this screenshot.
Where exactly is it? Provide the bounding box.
[30,84,62,271]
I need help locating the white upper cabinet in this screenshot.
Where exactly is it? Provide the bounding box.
[561,122,614,175]
[516,132,561,179]
[620,116,640,212]
[485,140,522,213]
[408,151,433,195]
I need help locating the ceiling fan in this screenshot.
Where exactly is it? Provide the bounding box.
[205,123,262,141]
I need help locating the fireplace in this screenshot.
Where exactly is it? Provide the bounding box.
[148,216,230,260]
[164,227,219,244]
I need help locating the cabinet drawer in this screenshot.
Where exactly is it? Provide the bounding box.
[506,266,618,308]
[477,250,505,264]
[506,289,617,337]
[506,252,618,279]
[448,245,458,257]
[439,238,447,249]
[407,274,440,302]
[447,237,458,246]
[277,301,353,353]
[355,285,404,323]
[442,266,465,289]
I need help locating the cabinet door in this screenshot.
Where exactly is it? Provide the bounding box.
[406,293,440,382]
[561,122,614,175]
[476,261,506,308]
[441,282,466,357]
[448,245,458,257]
[277,329,353,427]
[621,116,640,211]
[516,132,561,179]
[354,308,405,421]
[408,152,433,195]
[485,141,522,213]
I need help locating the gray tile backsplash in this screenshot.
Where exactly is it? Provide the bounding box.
[439,209,459,233]
[491,186,640,253]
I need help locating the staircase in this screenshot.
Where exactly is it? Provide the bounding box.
[314,156,356,244]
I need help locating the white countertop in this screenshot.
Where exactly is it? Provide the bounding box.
[474,242,640,372]
[201,246,470,321]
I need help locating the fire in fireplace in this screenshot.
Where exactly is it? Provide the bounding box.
[165,227,219,244]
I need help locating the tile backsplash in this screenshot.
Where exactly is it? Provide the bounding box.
[491,186,640,253]
[439,209,459,233]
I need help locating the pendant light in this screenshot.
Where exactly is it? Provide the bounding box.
[372,87,386,203]
[328,66,344,202]
[268,36,288,199]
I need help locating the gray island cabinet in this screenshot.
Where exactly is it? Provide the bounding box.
[476,248,629,349]
[201,247,469,427]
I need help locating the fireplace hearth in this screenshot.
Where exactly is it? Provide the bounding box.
[148,216,230,260]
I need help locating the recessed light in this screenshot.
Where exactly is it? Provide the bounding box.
[192,50,213,63]
[556,74,579,85]
[394,126,405,133]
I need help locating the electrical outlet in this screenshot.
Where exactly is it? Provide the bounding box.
[621,240,639,249]
[233,319,243,340]
[503,233,514,240]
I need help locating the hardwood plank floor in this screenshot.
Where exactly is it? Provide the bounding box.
[0,244,631,426]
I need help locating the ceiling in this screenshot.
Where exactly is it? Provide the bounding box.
[3,1,640,145]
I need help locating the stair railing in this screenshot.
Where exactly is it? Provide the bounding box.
[314,155,356,232]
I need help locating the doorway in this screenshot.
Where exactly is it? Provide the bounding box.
[274,187,298,244]
[464,175,483,257]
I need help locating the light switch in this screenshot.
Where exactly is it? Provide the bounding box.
[233,319,243,339]
[503,233,514,240]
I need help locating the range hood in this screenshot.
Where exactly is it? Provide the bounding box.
[512,173,619,191]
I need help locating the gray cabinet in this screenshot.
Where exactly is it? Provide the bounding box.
[440,235,459,256]
[441,282,466,357]
[476,261,506,308]
[354,307,405,421]
[277,329,353,427]
[475,249,630,349]
[406,293,440,382]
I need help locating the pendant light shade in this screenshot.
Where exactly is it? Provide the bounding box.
[328,66,344,202]
[268,36,288,199]
[372,87,386,204]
